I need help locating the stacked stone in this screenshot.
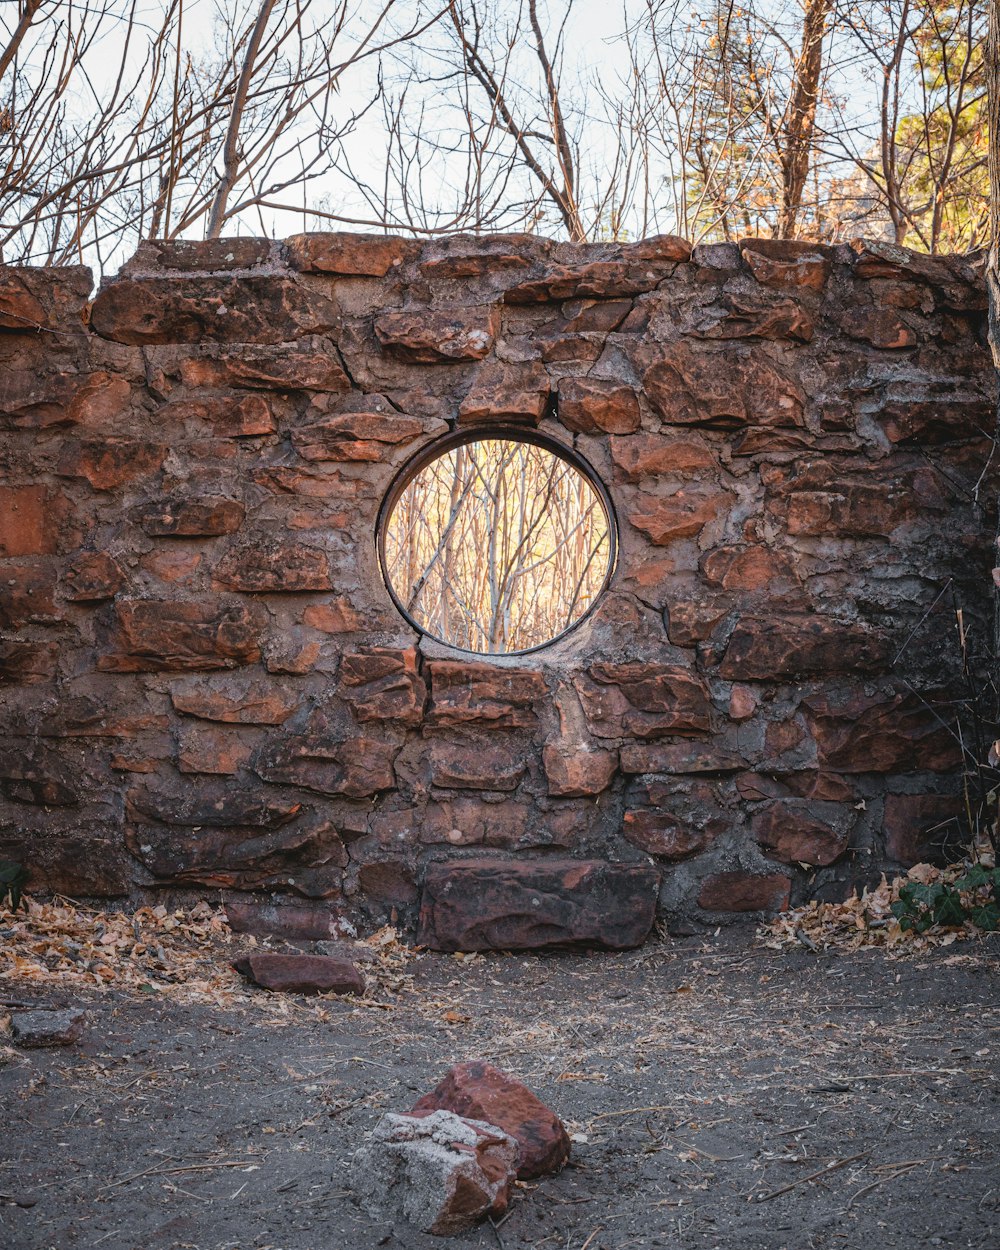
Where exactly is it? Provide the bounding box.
[0,231,994,940]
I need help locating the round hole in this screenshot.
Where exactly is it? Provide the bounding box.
[379,431,616,654]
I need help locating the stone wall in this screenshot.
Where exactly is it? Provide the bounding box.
[0,231,995,944]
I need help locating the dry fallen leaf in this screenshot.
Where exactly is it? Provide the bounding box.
[759,857,998,956]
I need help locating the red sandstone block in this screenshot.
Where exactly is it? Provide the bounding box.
[0,639,59,683]
[429,740,527,791]
[557,298,633,333]
[126,817,346,894]
[0,270,47,329]
[665,601,731,647]
[740,239,832,291]
[504,257,677,303]
[61,552,125,601]
[420,250,533,280]
[619,742,743,774]
[124,238,274,273]
[233,952,365,994]
[225,899,343,940]
[302,598,362,633]
[90,275,340,345]
[575,662,711,739]
[169,675,300,724]
[751,800,853,866]
[417,858,659,951]
[623,810,715,860]
[212,539,331,592]
[697,871,790,913]
[374,307,498,362]
[412,1060,571,1179]
[127,778,302,828]
[98,598,262,672]
[156,395,277,437]
[339,647,426,726]
[358,861,419,910]
[785,487,919,537]
[642,341,804,428]
[689,289,815,343]
[427,661,547,729]
[291,411,436,461]
[626,488,730,545]
[557,377,639,434]
[882,793,964,865]
[541,743,617,797]
[0,486,58,556]
[138,498,245,537]
[0,560,58,626]
[178,346,350,391]
[804,693,962,775]
[285,232,419,275]
[719,615,891,680]
[610,433,715,480]
[254,732,397,799]
[58,439,166,490]
[420,797,533,847]
[175,722,254,774]
[700,545,799,593]
[458,362,550,424]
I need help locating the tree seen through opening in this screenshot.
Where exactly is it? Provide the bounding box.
[383,438,613,654]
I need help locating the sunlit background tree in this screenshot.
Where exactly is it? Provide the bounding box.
[0,0,990,277]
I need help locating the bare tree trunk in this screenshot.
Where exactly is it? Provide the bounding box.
[987,0,1000,687]
[206,0,277,239]
[988,0,1000,370]
[0,0,45,82]
[776,0,833,239]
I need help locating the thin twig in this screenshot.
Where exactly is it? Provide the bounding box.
[753,1152,868,1202]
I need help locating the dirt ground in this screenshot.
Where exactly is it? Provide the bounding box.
[1,929,998,1250]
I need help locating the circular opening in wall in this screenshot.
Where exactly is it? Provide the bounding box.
[379,430,616,655]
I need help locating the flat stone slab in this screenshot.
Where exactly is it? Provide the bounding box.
[416,858,659,952]
[232,952,365,995]
[10,1008,86,1048]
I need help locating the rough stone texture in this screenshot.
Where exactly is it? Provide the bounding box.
[351,1109,518,1236]
[417,859,660,950]
[374,308,498,362]
[412,1060,571,1179]
[232,952,365,995]
[285,232,419,276]
[697,872,791,913]
[751,801,854,866]
[10,1008,87,1048]
[459,362,551,424]
[557,377,640,434]
[0,233,993,935]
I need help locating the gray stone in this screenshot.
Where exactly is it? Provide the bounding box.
[10,1008,86,1048]
[351,1109,519,1235]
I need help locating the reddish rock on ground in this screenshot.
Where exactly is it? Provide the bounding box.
[412,1059,571,1179]
[232,953,365,995]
